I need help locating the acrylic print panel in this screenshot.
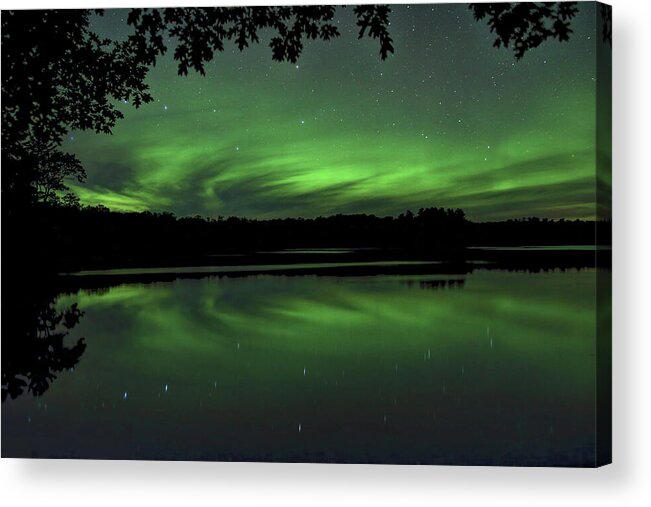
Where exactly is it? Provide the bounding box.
[1,3,611,466]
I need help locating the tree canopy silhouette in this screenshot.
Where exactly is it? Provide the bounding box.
[469,2,580,59]
[469,2,611,59]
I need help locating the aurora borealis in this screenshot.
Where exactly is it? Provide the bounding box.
[64,3,604,221]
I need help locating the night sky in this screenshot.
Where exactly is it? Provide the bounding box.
[63,3,603,221]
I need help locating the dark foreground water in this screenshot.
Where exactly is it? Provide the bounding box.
[2,268,605,465]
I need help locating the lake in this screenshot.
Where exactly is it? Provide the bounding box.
[2,265,607,465]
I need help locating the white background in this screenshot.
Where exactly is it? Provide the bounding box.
[1,0,650,505]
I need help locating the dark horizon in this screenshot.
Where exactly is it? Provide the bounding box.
[11,201,608,275]
[45,198,611,225]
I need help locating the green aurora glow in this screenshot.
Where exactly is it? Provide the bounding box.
[63,3,607,221]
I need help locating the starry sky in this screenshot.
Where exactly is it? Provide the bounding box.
[63,3,606,221]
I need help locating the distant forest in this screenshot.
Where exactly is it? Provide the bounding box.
[7,202,611,272]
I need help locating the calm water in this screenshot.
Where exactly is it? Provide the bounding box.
[2,268,603,465]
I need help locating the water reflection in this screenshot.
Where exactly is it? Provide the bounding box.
[2,269,605,465]
[2,290,86,401]
[403,278,466,289]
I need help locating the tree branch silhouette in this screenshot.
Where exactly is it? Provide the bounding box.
[469,2,611,59]
[469,2,580,59]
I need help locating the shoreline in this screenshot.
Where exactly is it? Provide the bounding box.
[54,246,611,293]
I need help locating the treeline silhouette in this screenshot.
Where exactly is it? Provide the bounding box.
[12,202,610,272]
